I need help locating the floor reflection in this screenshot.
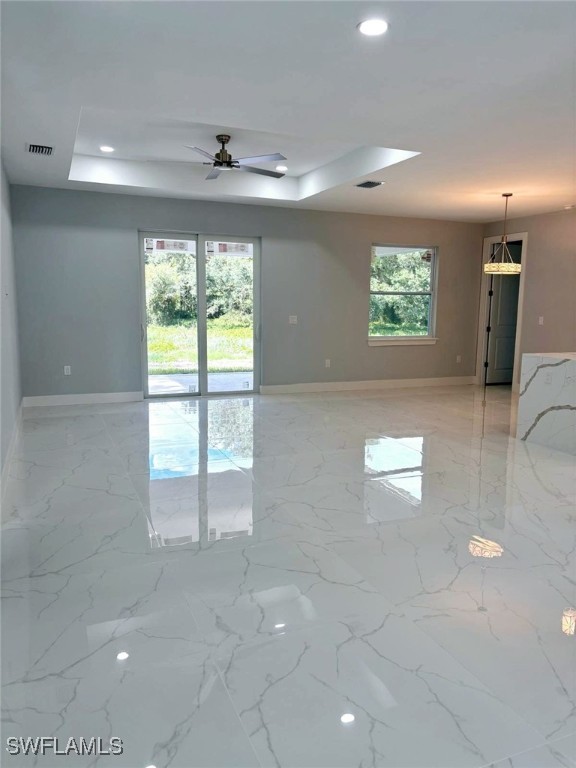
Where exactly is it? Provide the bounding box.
[364,437,424,521]
[144,398,256,548]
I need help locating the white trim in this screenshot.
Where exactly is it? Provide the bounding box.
[260,376,475,394]
[368,337,437,346]
[475,232,528,388]
[22,391,144,407]
[1,401,22,501]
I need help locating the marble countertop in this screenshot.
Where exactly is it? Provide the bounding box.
[517,351,576,455]
[523,352,576,360]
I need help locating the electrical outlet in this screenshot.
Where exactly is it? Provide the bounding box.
[456,355,462,364]
[64,365,71,376]
[325,359,331,368]
[538,316,544,326]
[289,315,298,325]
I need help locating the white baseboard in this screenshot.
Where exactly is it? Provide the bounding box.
[22,391,144,407]
[260,376,475,395]
[1,400,22,500]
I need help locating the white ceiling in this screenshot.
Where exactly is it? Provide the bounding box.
[2,1,575,222]
[74,109,359,174]
[69,108,419,201]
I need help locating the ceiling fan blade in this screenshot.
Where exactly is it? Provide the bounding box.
[185,145,217,161]
[237,165,285,178]
[235,153,286,166]
[205,167,222,180]
[142,158,202,165]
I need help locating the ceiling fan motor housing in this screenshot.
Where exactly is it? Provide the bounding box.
[215,134,233,165]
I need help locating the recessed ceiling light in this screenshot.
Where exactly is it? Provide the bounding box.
[100,145,115,153]
[276,165,288,172]
[116,651,129,661]
[564,204,574,210]
[340,713,355,724]
[357,19,388,37]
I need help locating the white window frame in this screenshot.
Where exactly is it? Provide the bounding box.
[368,244,439,347]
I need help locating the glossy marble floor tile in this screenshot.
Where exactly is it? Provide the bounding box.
[215,618,543,768]
[2,385,575,767]
[485,741,575,768]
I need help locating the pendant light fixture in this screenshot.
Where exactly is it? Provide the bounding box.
[484,193,521,274]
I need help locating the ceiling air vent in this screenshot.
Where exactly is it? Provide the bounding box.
[355,181,384,189]
[26,144,54,156]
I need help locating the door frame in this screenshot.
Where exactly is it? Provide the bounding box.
[475,231,528,392]
[139,230,261,398]
[139,230,199,399]
[198,234,261,395]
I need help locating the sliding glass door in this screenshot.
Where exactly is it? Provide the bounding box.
[141,232,260,397]
[142,235,199,396]
[203,237,257,394]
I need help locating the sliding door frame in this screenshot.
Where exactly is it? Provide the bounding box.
[139,231,199,399]
[139,230,261,398]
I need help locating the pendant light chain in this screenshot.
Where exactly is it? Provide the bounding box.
[502,193,510,246]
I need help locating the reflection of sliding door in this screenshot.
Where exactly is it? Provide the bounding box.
[141,232,260,397]
[142,233,199,397]
[144,397,255,549]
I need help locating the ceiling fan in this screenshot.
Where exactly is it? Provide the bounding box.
[185,134,287,180]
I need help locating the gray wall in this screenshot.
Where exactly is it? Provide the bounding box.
[484,210,576,357]
[1,165,21,472]
[11,185,484,395]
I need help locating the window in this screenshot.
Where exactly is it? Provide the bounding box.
[369,245,437,342]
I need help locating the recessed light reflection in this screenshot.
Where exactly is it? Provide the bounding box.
[274,623,286,629]
[100,145,115,153]
[340,713,355,724]
[562,608,576,635]
[116,651,129,661]
[357,19,388,36]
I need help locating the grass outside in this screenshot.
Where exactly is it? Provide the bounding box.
[369,321,428,337]
[149,320,427,375]
[147,321,253,374]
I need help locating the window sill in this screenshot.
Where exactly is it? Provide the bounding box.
[368,337,438,347]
